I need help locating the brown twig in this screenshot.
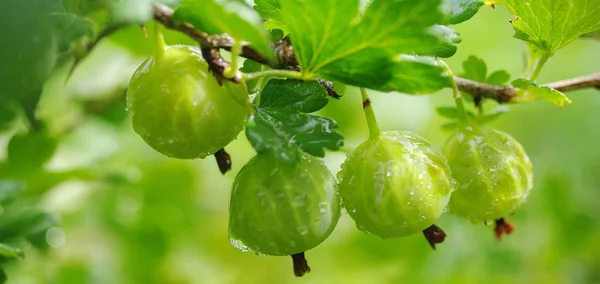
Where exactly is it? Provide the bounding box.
[546,73,600,92]
[152,3,600,102]
[455,73,600,103]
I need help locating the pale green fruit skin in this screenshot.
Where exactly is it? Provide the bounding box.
[126,45,247,159]
[443,125,533,223]
[337,131,454,238]
[228,152,341,256]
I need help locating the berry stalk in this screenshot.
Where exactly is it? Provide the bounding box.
[439,60,469,122]
[360,88,381,140]
[153,22,167,61]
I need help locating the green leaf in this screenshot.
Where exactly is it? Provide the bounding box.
[476,106,509,124]
[461,55,487,82]
[511,78,573,107]
[109,0,178,24]
[582,30,600,40]
[460,55,510,89]
[48,12,94,53]
[385,55,451,94]
[429,25,462,58]
[0,210,57,241]
[0,269,6,284]
[7,129,58,173]
[246,79,343,162]
[254,0,289,35]
[441,121,459,132]
[277,0,452,93]
[436,107,475,119]
[173,0,275,63]
[0,182,23,204]
[246,110,343,162]
[254,0,280,20]
[240,60,270,94]
[0,103,18,132]
[0,243,24,259]
[259,79,328,112]
[486,70,511,86]
[442,0,484,24]
[493,0,600,54]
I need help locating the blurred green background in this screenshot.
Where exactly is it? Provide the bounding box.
[1,3,600,284]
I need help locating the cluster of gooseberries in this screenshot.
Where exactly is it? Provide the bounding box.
[126,28,533,277]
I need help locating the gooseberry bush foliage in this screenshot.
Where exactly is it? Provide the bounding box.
[0,0,599,280]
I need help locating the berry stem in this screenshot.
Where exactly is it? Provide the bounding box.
[291,252,311,277]
[440,60,469,123]
[242,69,310,81]
[153,22,167,61]
[527,53,550,82]
[223,40,241,79]
[360,88,381,139]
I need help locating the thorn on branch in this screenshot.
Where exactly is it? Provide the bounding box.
[422,224,447,250]
[494,218,514,241]
[318,79,341,99]
[291,252,311,277]
[274,37,299,68]
[214,148,232,174]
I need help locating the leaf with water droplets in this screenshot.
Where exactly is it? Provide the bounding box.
[246,79,343,161]
[0,243,24,259]
[246,109,343,162]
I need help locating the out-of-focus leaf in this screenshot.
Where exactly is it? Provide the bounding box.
[582,30,600,40]
[109,0,178,24]
[461,55,487,82]
[486,70,511,86]
[436,107,475,119]
[0,210,57,241]
[48,12,94,53]
[429,25,462,58]
[0,182,23,204]
[0,243,24,259]
[442,0,484,24]
[0,103,18,132]
[0,0,59,102]
[173,0,275,63]
[512,78,572,107]
[476,106,510,124]
[7,130,58,173]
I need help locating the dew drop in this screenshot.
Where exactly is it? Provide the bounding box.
[297,225,309,235]
[318,201,328,213]
[401,221,408,228]
[230,238,250,252]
